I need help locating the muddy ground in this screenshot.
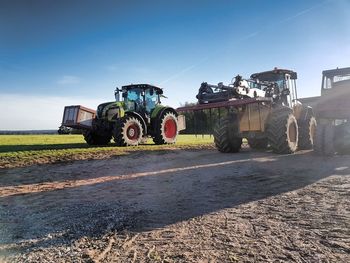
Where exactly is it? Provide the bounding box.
[0,148,349,262]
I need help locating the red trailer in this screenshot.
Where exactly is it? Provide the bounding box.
[61,105,96,130]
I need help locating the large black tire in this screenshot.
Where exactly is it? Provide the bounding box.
[113,116,143,146]
[334,122,350,154]
[213,114,242,153]
[298,116,317,150]
[83,130,112,146]
[314,124,335,156]
[267,109,298,154]
[323,125,335,156]
[313,124,325,155]
[153,111,178,145]
[248,138,268,150]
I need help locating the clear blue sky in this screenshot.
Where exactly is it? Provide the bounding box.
[0,0,349,129]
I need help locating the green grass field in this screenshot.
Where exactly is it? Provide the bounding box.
[0,134,214,168]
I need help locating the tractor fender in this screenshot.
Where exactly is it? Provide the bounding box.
[124,111,147,135]
[293,103,314,121]
[152,106,178,121]
[158,107,178,118]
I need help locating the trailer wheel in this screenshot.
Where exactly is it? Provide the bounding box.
[83,130,112,146]
[213,114,242,153]
[267,110,298,154]
[153,111,178,145]
[298,116,317,150]
[248,138,268,150]
[114,116,143,146]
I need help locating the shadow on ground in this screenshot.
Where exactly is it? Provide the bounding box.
[0,149,349,254]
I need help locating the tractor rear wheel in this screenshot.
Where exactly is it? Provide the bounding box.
[153,111,178,145]
[83,130,112,146]
[213,114,242,153]
[248,138,268,150]
[113,116,143,146]
[267,109,298,154]
[298,116,317,150]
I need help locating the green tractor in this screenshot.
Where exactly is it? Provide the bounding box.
[83,84,184,146]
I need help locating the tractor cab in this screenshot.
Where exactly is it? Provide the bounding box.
[317,67,350,120]
[321,67,350,96]
[250,68,298,107]
[115,84,163,114]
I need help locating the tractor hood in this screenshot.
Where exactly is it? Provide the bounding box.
[96,101,124,119]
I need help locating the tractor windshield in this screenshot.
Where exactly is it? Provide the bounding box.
[253,73,286,90]
[126,88,142,101]
[145,88,159,113]
[323,74,350,90]
[122,88,143,111]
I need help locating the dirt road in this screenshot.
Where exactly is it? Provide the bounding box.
[0,149,349,262]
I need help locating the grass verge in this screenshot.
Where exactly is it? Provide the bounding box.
[0,134,214,169]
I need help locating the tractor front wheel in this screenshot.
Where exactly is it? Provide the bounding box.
[334,122,350,154]
[314,124,335,156]
[153,111,178,145]
[113,116,143,146]
[298,116,317,150]
[267,109,298,154]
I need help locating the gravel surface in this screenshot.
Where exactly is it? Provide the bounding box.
[0,149,349,262]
